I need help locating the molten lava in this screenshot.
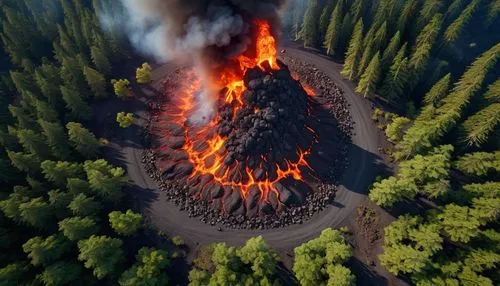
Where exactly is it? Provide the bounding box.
[157,19,317,213]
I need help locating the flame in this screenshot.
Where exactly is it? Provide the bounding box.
[159,20,313,207]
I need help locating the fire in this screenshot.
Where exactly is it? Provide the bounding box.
[159,19,313,207]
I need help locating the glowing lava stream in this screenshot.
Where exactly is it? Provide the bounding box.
[168,20,316,202]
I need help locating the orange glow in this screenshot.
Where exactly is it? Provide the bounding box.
[303,85,316,96]
[159,19,313,204]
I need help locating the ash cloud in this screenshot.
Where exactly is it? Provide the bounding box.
[97,0,286,62]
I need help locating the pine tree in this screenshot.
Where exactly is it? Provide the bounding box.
[319,1,335,40]
[84,159,125,201]
[119,247,170,286]
[91,45,111,76]
[78,235,125,279]
[84,66,107,99]
[19,197,54,229]
[41,160,83,187]
[60,56,89,97]
[444,0,481,43]
[396,43,500,159]
[39,262,83,286]
[8,105,37,130]
[438,204,481,243]
[454,151,500,176]
[356,52,381,97]
[10,71,40,96]
[417,0,443,31]
[323,0,344,56]
[299,0,320,47]
[108,210,143,236]
[444,0,467,23]
[409,13,442,85]
[385,117,411,142]
[397,0,419,34]
[462,103,500,147]
[358,21,387,76]
[17,129,51,160]
[67,178,92,196]
[61,85,93,120]
[59,216,99,241]
[484,79,500,102]
[22,235,71,266]
[35,100,58,122]
[423,73,451,106]
[39,119,72,160]
[379,43,409,100]
[341,19,363,80]
[485,0,500,27]
[68,193,102,216]
[6,151,40,173]
[66,122,99,158]
[381,31,401,72]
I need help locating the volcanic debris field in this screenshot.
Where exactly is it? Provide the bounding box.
[142,57,353,229]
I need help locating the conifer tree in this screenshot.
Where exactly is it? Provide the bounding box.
[356,52,381,97]
[119,247,170,285]
[78,235,125,279]
[454,151,500,176]
[61,85,93,120]
[60,57,89,97]
[409,13,442,86]
[385,117,411,142]
[112,79,132,99]
[84,66,107,99]
[22,235,70,266]
[423,73,451,106]
[485,0,500,27]
[319,1,335,40]
[299,0,320,47]
[34,63,63,109]
[323,0,344,56]
[91,45,111,76]
[8,105,37,130]
[34,100,58,122]
[462,103,500,147]
[67,178,92,196]
[108,210,143,236]
[348,0,364,23]
[66,122,99,158]
[41,160,83,187]
[7,151,40,173]
[379,43,409,100]
[396,43,500,159]
[17,129,51,160]
[116,112,134,128]
[397,0,419,34]
[341,19,363,80]
[19,197,54,229]
[380,31,401,72]
[59,216,99,241]
[417,0,443,31]
[484,79,500,102]
[83,159,125,201]
[69,193,102,216]
[39,262,83,286]
[358,21,386,76]
[444,0,481,43]
[39,119,72,160]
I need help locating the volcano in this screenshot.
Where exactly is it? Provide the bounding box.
[144,20,351,227]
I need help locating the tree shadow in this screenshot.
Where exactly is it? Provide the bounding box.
[347,257,388,286]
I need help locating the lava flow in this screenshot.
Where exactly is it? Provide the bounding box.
[153,19,326,217]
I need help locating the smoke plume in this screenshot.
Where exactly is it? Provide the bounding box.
[98,0,286,62]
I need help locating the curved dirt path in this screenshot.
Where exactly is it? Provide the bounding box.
[122,46,382,250]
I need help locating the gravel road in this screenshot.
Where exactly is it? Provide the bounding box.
[120,46,382,251]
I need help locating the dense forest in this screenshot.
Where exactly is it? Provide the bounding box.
[285,0,500,285]
[1,0,499,285]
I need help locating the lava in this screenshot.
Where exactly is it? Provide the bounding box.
[156,19,317,212]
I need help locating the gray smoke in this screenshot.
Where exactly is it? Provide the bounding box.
[97,0,286,125]
[98,0,286,62]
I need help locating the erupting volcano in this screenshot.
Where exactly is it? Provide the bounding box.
[142,10,352,228]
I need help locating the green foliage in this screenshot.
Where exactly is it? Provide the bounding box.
[189,236,281,285]
[385,117,411,142]
[299,0,320,47]
[19,197,53,229]
[17,129,51,160]
[462,103,500,147]
[484,79,500,102]
[66,122,99,158]
[22,235,70,266]
[7,151,40,173]
[423,73,451,106]
[112,79,132,99]
[172,235,184,246]
[136,63,152,84]
[437,204,481,243]
[39,261,83,286]
[91,45,111,75]
[41,160,83,187]
[341,19,364,80]
[370,145,453,206]
[68,193,102,216]
[119,247,170,286]
[84,159,125,201]
[109,210,143,236]
[323,0,344,56]
[380,31,401,72]
[84,66,107,99]
[0,262,30,286]
[395,43,500,159]
[34,100,58,122]
[78,235,124,279]
[444,0,481,43]
[319,1,335,39]
[293,228,354,286]
[116,112,134,128]
[409,13,442,84]
[379,43,409,100]
[454,151,500,176]
[39,120,71,160]
[59,216,99,241]
[60,85,93,120]
[355,51,381,97]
